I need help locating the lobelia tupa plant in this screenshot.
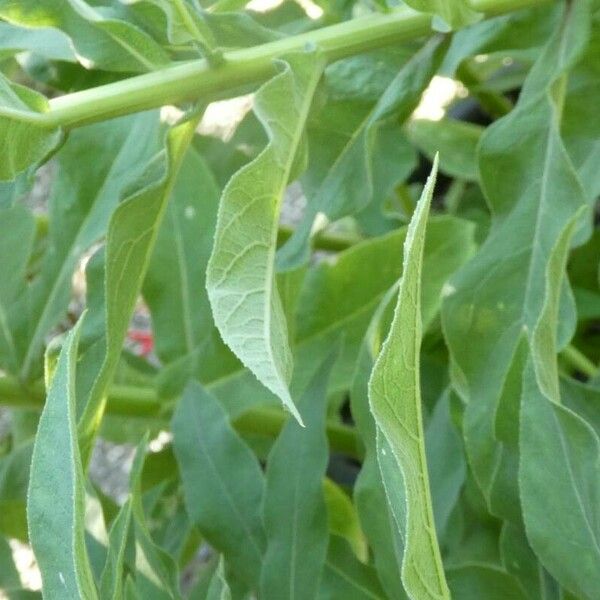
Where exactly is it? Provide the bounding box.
[0,0,599,597]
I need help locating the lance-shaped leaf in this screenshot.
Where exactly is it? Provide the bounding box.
[18,112,162,381]
[260,349,337,599]
[0,1,170,72]
[442,0,591,501]
[76,112,201,460]
[520,208,600,598]
[172,383,266,590]
[369,158,450,600]
[446,565,528,600]
[206,52,324,424]
[0,74,61,181]
[27,320,98,599]
[278,37,447,269]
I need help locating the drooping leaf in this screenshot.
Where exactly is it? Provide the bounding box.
[172,382,266,590]
[260,348,337,599]
[206,51,325,424]
[369,158,450,600]
[27,320,98,599]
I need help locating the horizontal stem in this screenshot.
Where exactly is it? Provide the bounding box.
[0,375,361,459]
[37,0,551,129]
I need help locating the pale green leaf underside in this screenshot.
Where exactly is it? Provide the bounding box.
[206,52,324,424]
[369,157,450,600]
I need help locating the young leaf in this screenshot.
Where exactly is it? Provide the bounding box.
[369,157,450,600]
[520,208,600,598]
[27,320,98,599]
[206,51,324,424]
[171,382,266,590]
[260,349,337,599]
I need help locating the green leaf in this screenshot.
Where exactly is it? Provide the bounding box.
[369,158,450,600]
[129,440,182,599]
[446,565,528,600]
[442,0,592,500]
[0,205,35,374]
[27,320,98,599]
[407,118,482,182]
[206,558,232,600]
[323,478,367,561]
[172,382,266,590]
[143,147,220,365]
[520,207,600,598]
[321,536,386,600]
[0,22,74,61]
[278,36,448,268]
[260,348,336,599]
[76,111,201,460]
[0,1,170,72]
[99,499,133,600]
[206,51,324,424]
[0,74,61,181]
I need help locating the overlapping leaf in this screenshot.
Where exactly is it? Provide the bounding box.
[278,37,447,268]
[206,51,324,424]
[260,349,336,599]
[442,0,592,503]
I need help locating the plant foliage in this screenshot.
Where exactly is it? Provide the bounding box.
[0,0,599,598]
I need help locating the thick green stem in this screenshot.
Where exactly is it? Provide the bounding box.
[37,0,550,129]
[0,375,361,459]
